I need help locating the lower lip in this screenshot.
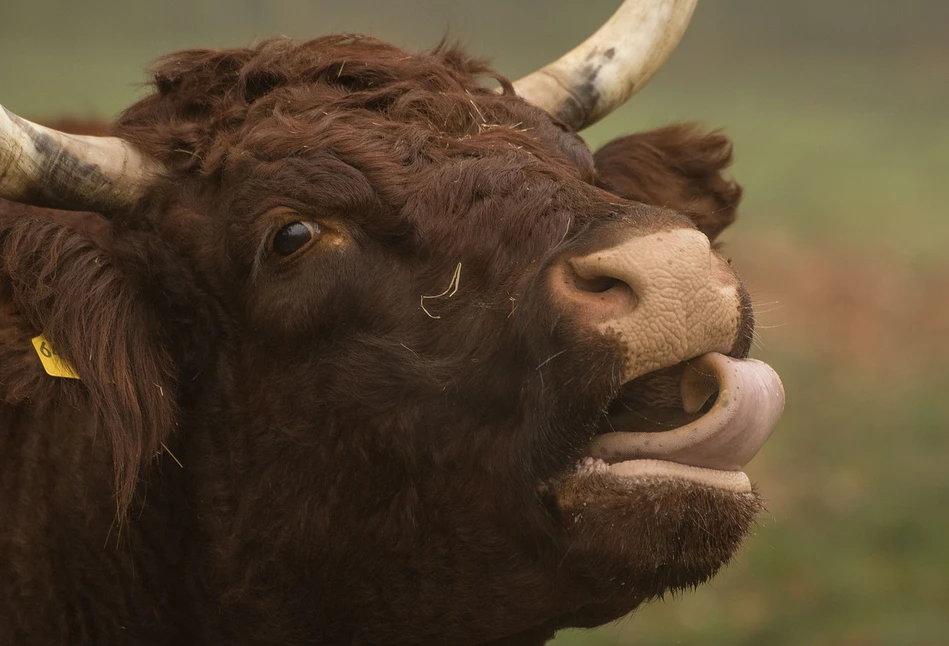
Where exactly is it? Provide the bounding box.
[580,458,752,493]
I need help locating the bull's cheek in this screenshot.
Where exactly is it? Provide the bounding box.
[551,473,762,606]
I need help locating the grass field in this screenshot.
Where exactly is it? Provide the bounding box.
[3,1,947,643]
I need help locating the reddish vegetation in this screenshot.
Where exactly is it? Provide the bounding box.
[735,239,949,375]
[36,118,109,136]
[2,37,757,644]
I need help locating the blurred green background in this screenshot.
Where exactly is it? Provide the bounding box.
[3,1,947,643]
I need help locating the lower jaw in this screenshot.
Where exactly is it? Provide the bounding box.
[577,457,752,493]
[552,469,763,614]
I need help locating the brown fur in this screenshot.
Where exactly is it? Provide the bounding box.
[594,125,742,241]
[1,37,748,644]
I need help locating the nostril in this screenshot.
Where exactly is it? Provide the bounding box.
[572,274,622,294]
[556,261,639,316]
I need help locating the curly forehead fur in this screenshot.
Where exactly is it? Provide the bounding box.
[116,36,593,185]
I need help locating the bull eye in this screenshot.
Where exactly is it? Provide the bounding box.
[272,221,319,257]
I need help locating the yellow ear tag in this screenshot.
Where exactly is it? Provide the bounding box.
[31,335,81,380]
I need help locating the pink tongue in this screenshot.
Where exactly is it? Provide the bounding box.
[587,353,785,471]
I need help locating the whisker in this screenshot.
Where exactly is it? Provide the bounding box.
[683,357,716,379]
[750,331,766,351]
[535,349,568,371]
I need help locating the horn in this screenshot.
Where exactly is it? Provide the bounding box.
[512,0,698,131]
[0,105,155,212]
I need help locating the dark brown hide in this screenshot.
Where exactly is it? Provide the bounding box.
[0,37,749,645]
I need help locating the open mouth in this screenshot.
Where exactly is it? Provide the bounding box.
[578,353,785,492]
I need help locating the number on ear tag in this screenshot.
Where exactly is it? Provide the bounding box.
[31,335,81,380]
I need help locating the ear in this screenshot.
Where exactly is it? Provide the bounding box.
[0,207,212,515]
[593,124,742,242]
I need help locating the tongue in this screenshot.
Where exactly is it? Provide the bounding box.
[587,353,785,471]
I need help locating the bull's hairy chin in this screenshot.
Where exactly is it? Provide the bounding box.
[552,474,762,626]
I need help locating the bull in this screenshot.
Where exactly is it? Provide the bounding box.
[0,1,784,644]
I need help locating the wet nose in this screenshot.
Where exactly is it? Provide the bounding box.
[551,228,743,382]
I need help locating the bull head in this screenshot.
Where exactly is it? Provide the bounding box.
[0,2,784,644]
